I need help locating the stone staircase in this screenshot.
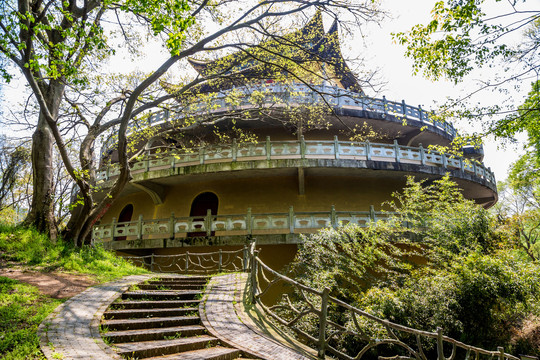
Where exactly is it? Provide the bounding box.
[101,276,253,360]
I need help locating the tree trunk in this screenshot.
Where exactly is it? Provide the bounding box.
[24,116,57,239]
[24,82,64,240]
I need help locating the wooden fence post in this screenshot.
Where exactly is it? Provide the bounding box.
[251,250,259,303]
[437,327,445,360]
[318,287,330,359]
[243,245,248,272]
[218,249,222,273]
[185,251,189,274]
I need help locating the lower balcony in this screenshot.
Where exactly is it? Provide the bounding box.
[92,206,389,250]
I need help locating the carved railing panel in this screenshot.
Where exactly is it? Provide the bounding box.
[96,138,496,187]
[92,206,390,242]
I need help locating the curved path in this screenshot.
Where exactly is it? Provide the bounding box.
[39,273,314,360]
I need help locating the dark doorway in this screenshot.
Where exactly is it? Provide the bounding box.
[189,192,218,237]
[116,204,134,241]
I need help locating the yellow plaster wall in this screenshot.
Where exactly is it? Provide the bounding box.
[99,173,405,224]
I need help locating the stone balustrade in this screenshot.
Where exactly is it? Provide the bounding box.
[101,82,460,152]
[96,137,495,187]
[92,206,389,243]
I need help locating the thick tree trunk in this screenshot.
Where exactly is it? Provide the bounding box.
[24,116,57,239]
[24,82,64,240]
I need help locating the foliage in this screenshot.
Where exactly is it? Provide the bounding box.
[0,276,62,359]
[0,224,148,282]
[393,1,540,158]
[287,176,540,356]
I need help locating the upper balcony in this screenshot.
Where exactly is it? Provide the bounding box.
[101,83,478,160]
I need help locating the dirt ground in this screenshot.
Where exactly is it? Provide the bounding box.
[0,267,97,299]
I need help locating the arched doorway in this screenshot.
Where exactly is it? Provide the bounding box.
[189,192,218,237]
[116,204,133,241]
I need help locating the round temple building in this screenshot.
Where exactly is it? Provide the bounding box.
[91,14,497,269]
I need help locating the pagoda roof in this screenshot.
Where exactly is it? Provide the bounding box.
[171,12,363,94]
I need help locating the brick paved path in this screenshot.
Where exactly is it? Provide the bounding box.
[201,273,315,360]
[38,274,151,360]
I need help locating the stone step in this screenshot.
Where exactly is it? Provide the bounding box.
[103,307,199,320]
[110,299,201,310]
[154,276,210,283]
[103,325,206,343]
[122,290,202,301]
[102,315,200,331]
[114,335,217,358]
[150,277,209,282]
[146,346,242,360]
[138,284,205,291]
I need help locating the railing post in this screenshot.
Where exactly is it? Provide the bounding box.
[169,212,175,240]
[419,105,424,122]
[266,136,271,160]
[289,206,295,234]
[185,251,189,274]
[106,167,110,181]
[206,209,212,237]
[145,152,150,172]
[137,214,143,240]
[150,253,154,272]
[170,152,176,169]
[232,138,238,161]
[243,245,248,272]
[250,250,259,303]
[366,140,372,161]
[460,158,465,173]
[498,347,505,360]
[111,217,117,241]
[436,327,444,360]
[419,143,425,165]
[218,249,222,273]
[300,135,306,160]
[382,95,388,114]
[401,99,406,116]
[394,140,400,163]
[370,205,377,223]
[334,135,340,160]
[318,287,330,359]
[246,207,252,236]
[331,205,337,229]
[442,153,448,168]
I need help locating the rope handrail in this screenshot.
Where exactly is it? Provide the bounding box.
[122,247,248,274]
[248,241,524,360]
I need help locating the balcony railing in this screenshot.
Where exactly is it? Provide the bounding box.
[102,82,459,152]
[96,137,495,187]
[92,206,390,242]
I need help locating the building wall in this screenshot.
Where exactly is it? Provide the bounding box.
[99,173,406,224]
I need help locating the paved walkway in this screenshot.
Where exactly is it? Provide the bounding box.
[38,275,151,360]
[39,273,315,360]
[201,273,315,360]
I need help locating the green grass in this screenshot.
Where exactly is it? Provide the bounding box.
[0,224,150,359]
[0,276,63,359]
[0,224,149,282]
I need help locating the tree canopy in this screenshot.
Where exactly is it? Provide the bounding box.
[0,0,383,244]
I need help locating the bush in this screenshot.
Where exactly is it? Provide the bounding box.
[286,176,540,357]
